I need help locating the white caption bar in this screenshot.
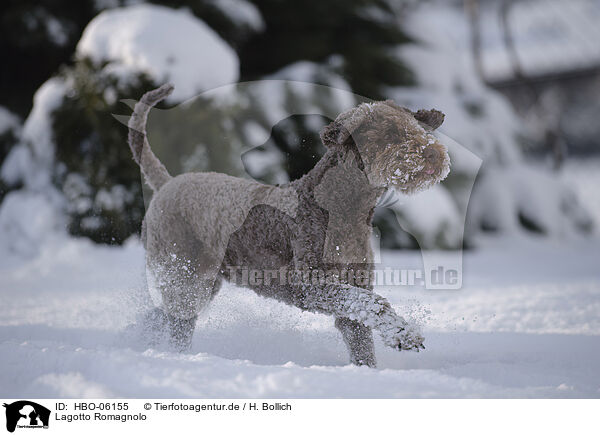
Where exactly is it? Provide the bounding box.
[1,399,597,434]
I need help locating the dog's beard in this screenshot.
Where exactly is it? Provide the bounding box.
[365,140,450,195]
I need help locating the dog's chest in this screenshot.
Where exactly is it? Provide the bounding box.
[293,194,374,267]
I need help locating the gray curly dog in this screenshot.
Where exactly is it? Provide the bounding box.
[128,84,450,367]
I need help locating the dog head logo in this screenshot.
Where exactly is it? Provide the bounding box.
[117,81,481,290]
[3,401,50,432]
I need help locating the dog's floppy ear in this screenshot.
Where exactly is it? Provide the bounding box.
[412,109,445,130]
[320,104,370,147]
[319,120,347,147]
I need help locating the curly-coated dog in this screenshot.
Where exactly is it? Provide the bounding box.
[128,84,450,367]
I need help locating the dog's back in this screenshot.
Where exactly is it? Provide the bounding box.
[145,172,297,269]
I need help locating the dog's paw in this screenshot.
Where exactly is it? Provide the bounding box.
[383,324,425,352]
[397,328,425,352]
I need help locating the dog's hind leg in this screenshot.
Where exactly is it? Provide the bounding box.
[335,317,376,367]
[164,275,222,351]
[165,312,198,351]
[158,273,219,352]
[145,214,222,351]
[146,252,220,351]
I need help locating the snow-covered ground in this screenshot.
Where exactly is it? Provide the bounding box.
[1,230,598,398]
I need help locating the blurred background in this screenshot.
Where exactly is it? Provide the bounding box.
[1,0,599,255]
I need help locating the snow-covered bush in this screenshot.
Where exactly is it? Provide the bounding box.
[0,78,69,256]
[0,4,242,246]
[50,61,156,243]
[76,4,239,102]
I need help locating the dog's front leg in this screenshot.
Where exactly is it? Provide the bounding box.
[303,284,424,352]
[335,317,376,367]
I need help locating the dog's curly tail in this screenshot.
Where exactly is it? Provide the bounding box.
[127,84,174,191]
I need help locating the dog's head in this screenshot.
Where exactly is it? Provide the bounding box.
[320,100,450,194]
